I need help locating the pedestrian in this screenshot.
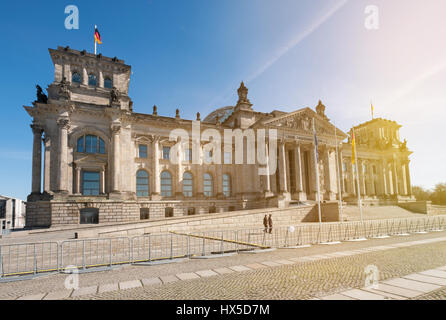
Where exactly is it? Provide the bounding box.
[268,214,273,234]
[263,214,268,233]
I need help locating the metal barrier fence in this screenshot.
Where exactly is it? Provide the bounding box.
[1,215,445,279]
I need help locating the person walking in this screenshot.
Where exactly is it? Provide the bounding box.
[263,214,268,233]
[268,214,273,234]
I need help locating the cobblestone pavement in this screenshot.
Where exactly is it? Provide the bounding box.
[2,230,446,300]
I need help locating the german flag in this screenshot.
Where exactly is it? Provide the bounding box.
[95,26,102,44]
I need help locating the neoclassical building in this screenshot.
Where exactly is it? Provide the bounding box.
[24,47,413,227]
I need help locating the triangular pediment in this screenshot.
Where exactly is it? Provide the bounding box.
[262,107,346,138]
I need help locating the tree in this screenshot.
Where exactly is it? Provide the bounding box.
[412,185,431,201]
[431,183,446,205]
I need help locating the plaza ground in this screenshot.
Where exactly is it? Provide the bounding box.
[2,229,446,300]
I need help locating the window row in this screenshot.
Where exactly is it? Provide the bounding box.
[71,72,113,88]
[138,144,232,164]
[136,170,232,198]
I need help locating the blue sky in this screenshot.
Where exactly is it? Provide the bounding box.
[0,0,445,200]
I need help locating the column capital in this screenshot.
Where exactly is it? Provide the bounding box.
[57,118,70,130]
[30,123,44,135]
[149,134,161,143]
[111,123,121,134]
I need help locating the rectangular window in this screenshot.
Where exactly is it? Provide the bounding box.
[82,171,100,196]
[163,146,171,160]
[139,144,148,158]
[85,135,98,154]
[140,208,150,220]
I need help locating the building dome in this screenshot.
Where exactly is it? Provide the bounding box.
[203,106,234,124]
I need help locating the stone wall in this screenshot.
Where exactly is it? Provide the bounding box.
[397,201,446,215]
[25,198,271,228]
[74,202,339,238]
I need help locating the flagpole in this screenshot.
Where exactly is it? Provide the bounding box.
[94,25,97,55]
[312,119,322,227]
[334,125,343,223]
[353,128,363,223]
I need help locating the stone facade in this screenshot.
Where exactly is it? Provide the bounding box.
[24,46,414,227]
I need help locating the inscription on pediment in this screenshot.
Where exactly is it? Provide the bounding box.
[269,112,334,135]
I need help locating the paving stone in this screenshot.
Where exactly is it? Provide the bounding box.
[213,267,234,275]
[261,261,282,267]
[141,277,162,286]
[44,290,73,300]
[229,265,252,272]
[119,280,143,290]
[274,259,295,265]
[372,283,423,298]
[71,286,98,297]
[403,273,446,286]
[383,278,440,293]
[176,273,200,281]
[321,293,356,300]
[195,270,218,278]
[245,263,267,269]
[160,275,179,284]
[98,283,119,294]
[419,269,446,279]
[17,293,46,300]
[341,289,388,300]
[361,287,407,300]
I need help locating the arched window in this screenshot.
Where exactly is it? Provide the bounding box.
[183,172,193,197]
[104,77,113,89]
[203,173,213,197]
[72,72,81,84]
[223,174,231,197]
[136,170,149,197]
[77,135,106,154]
[88,74,97,86]
[161,171,172,197]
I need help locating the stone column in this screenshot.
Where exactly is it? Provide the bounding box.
[401,161,408,195]
[111,124,121,193]
[293,143,306,201]
[264,141,271,194]
[43,134,51,193]
[31,124,44,195]
[338,149,345,196]
[405,161,412,196]
[100,168,105,194]
[323,147,336,200]
[75,167,81,194]
[360,160,367,196]
[381,159,388,196]
[99,71,104,88]
[82,67,88,86]
[57,118,70,193]
[197,142,205,198]
[309,143,318,200]
[151,136,161,198]
[278,140,288,194]
[392,158,399,196]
